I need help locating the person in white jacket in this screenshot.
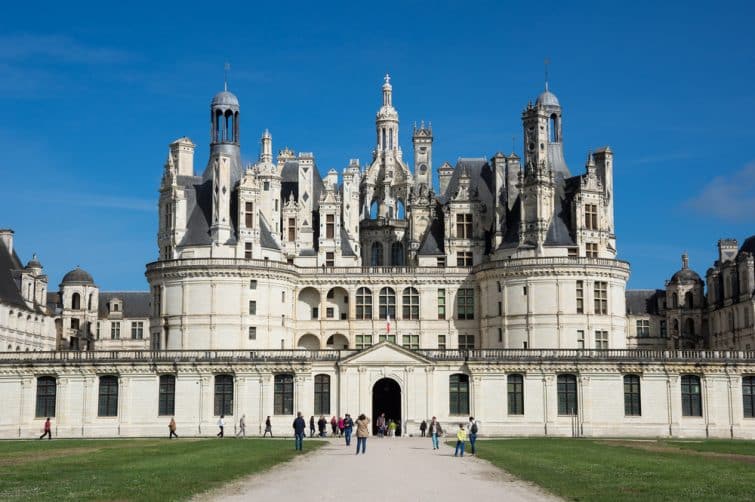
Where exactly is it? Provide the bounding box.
[217,415,225,438]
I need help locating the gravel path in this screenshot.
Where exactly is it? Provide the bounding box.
[200,437,560,502]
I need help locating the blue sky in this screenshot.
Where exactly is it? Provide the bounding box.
[0,1,753,291]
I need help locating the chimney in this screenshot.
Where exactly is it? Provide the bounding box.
[0,229,13,255]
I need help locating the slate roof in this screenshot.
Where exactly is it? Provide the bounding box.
[259,217,281,250]
[418,214,445,256]
[340,227,356,256]
[98,292,151,318]
[544,173,575,247]
[626,289,664,316]
[178,176,213,246]
[0,239,27,310]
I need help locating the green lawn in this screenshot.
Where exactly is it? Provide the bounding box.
[0,438,324,502]
[472,438,755,501]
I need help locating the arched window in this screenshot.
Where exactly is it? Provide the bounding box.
[274,374,294,415]
[88,293,93,311]
[370,200,379,220]
[673,319,679,333]
[214,375,234,416]
[159,375,176,416]
[684,318,695,336]
[402,287,419,320]
[671,293,678,308]
[71,292,81,310]
[396,199,405,219]
[557,374,578,416]
[314,374,330,415]
[685,292,694,309]
[371,242,384,266]
[391,242,404,266]
[379,287,396,320]
[98,375,119,417]
[743,376,755,418]
[681,375,702,417]
[623,375,641,416]
[215,110,223,142]
[507,374,524,415]
[356,287,373,320]
[35,376,56,418]
[449,374,469,415]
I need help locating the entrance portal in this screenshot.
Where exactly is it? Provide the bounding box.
[372,377,401,436]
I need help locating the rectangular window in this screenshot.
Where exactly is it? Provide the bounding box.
[437,289,446,320]
[456,251,473,267]
[250,280,257,289]
[660,320,667,338]
[378,334,396,343]
[497,281,502,293]
[636,319,650,337]
[356,288,372,320]
[288,218,296,242]
[326,214,335,239]
[314,374,330,415]
[402,334,420,349]
[457,288,474,320]
[595,330,608,349]
[557,374,578,416]
[325,252,334,267]
[459,334,475,349]
[159,375,176,416]
[437,256,446,268]
[326,307,334,319]
[438,335,446,349]
[248,326,256,340]
[507,374,524,415]
[681,375,702,417]
[281,291,285,302]
[249,301,257,315]
[576,280,584,313]
[498,327,503,343]
[35,377,56,418]
[355,335,372,349]
[624,375,641,416]
[245,202,253,228]
[214,375,234,416]
[456,213,473,239]
[96,322,100,340]
[577,330,585,349]
[594,282,608,315]
[568,247,578,257]
[743,376,755,418]
[71,318,79,330]
[111,322,120,340]
[497,301,502,316]
[245,242,252,259]
[98,376,119,417]
[311,307,319,319]
[131,321,144,340]
[586,242,598,258]
[263,181,270,191]
[449,374,470,415]
[585,204,598,230]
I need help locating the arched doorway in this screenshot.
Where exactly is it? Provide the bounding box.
[372,377,401,436]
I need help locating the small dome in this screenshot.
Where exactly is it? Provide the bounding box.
[25,253,42,269]
[536,89,560,107]
[62,267,94,284]
[211,90,239,108]
[738,235,755,257]
[669,268,702,285]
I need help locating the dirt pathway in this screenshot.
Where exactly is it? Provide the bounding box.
[199,437,559,502]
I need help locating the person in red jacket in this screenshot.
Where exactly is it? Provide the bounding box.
[39,417,52,440]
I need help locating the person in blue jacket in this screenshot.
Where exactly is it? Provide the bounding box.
[293,411,306,451]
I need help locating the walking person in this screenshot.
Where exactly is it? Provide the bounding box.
[264,416,273,437]
[338,416,345,438]
[376,412,386,438]
[454,423,467,457]
[343,413,354,446]
[235,414,247,438]
[168,417,178,439]
[309,415,316,438]
[318,415,327,437]
[330,416,338,437]
[468,416,478,455]
[293,411,306,451]
[39,417,52,440]
[355,413,369,454]
[388,419,396,437]
[429,416,443,450]
[216,415,225,438]
[420,419,427,437]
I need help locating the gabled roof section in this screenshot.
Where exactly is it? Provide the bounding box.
[0,239,27,310]
[339,341,432,366]
[418,215,445,255]
[259,217,281,251]
[179,177,213,246]
[339,227,356,256]
[98,292,151,318]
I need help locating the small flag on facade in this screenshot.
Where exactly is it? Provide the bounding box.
[386,314,391,334]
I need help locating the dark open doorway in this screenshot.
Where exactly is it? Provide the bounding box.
[372,377,401,436]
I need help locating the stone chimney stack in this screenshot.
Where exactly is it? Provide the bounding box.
[0,229,13,255]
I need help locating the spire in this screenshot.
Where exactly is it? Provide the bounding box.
[682,252,689,269]
[544,57,550,92]
[586,151,595,169]
[224,62,230,92]
[382,73,392,107]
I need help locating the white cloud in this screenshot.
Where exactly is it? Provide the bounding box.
[684,162,755,221]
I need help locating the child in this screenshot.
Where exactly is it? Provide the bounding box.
[454,423,467,457]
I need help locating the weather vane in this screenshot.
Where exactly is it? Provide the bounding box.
[224,62,231,91]
[544,57,550,91]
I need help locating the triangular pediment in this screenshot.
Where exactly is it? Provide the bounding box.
[340,341,432,366]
